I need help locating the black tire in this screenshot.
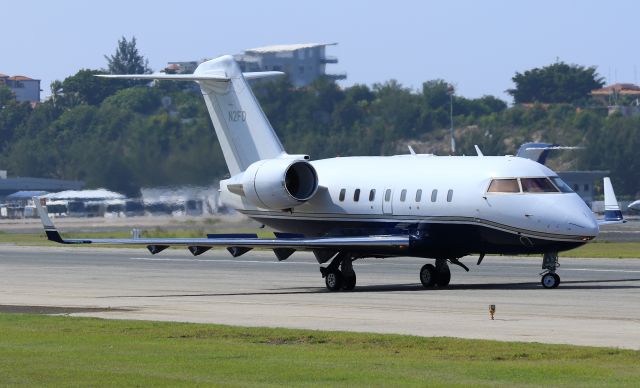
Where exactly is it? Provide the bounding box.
[541,272,560,289]
[435,266,451,287]
[343,273,357,291]
[325,269,343,291]
[420,264,436,288]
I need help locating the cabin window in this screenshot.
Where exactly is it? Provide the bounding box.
[339,189,346,201]
[369,189,376,201]
[520,177,559,193]
[550,177,574,193]
[385,189,391,201]
[400,189,407,202]
[447,189,453,202]
[354,189,360,202]
[415,189,422,202]
[431,189,438,202]
[487,179,520,193]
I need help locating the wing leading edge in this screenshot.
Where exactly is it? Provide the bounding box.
[34,197,410,258]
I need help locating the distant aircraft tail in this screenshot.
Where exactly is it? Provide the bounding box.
[99,55,286,175]
[602,177,624,223]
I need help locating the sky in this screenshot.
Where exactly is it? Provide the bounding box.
[2,0,638,102]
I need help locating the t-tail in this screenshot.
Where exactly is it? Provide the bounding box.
[602,177,624,223]
[99,55,286,175]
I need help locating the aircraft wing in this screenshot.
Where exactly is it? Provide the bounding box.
[34,198,409,259]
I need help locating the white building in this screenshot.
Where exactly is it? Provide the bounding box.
[0,73,41,103]
[164,43,346,88]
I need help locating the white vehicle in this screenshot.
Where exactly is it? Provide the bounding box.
[35,55,624,290]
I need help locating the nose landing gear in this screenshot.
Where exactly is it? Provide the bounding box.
[541,251,561,288]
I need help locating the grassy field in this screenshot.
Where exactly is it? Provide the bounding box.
[563,241,640,258]
[0,313,639,387]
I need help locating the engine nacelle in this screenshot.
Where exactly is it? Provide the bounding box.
[242,158,318,210]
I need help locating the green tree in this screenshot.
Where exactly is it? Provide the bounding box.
[105,36,151,75]
[60,69,122,106]
[508,62,604,104]
[0,85,32,150]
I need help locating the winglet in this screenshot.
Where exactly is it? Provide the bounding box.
[602,178,624,223]
[33,197,65,243]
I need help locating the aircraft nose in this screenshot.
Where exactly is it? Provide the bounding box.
[566,203,599,238]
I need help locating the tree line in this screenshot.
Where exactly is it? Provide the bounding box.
[1,38,638,197]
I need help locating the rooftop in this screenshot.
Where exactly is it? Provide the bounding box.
[8,75,34,81]
[245,42,336,54]
[592,83,640,95]
[43,189,125,201]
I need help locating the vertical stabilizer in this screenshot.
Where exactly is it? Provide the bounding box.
[194,56,285,175]
[603,177,624,222]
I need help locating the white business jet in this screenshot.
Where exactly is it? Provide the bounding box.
[35,55,624,290]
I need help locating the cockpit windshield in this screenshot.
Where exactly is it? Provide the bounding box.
[520,178,558,193]
[487,179,520,193]
[550,176,574,193]
[487,177,570,194]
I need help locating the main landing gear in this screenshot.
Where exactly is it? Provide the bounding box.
[320,252,356,291]
[541,251,561,288]
[420,259,452,288]
[420,258,470,288]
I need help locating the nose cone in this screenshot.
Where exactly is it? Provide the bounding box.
[565,197,599,238]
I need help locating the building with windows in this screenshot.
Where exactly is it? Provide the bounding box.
[0,73,41,103]
[591,83,640,117]
[234,43,346,87]
[164,43,346,88]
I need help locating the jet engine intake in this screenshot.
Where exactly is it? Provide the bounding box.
[243,158,318,210]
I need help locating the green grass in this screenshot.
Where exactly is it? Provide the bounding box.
[0,313,639,387]
[563,241,640,258]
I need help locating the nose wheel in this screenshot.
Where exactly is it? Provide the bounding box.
[541,251,561,289]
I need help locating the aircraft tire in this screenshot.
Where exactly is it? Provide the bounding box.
[541,272,560,289]
[435,266,451,287]
[420,264,436,288]
[343,273,357,291]
[325,269,344,291]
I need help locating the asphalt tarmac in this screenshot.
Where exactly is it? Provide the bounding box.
[1,245,639,349]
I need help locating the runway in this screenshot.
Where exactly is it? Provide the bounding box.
[1,245,640,349]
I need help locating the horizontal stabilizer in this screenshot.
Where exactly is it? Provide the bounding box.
[97,73,229,81]
[97,71,284,82]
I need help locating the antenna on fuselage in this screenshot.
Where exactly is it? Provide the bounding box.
[408,145,416,156]
[474,145,484,157]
